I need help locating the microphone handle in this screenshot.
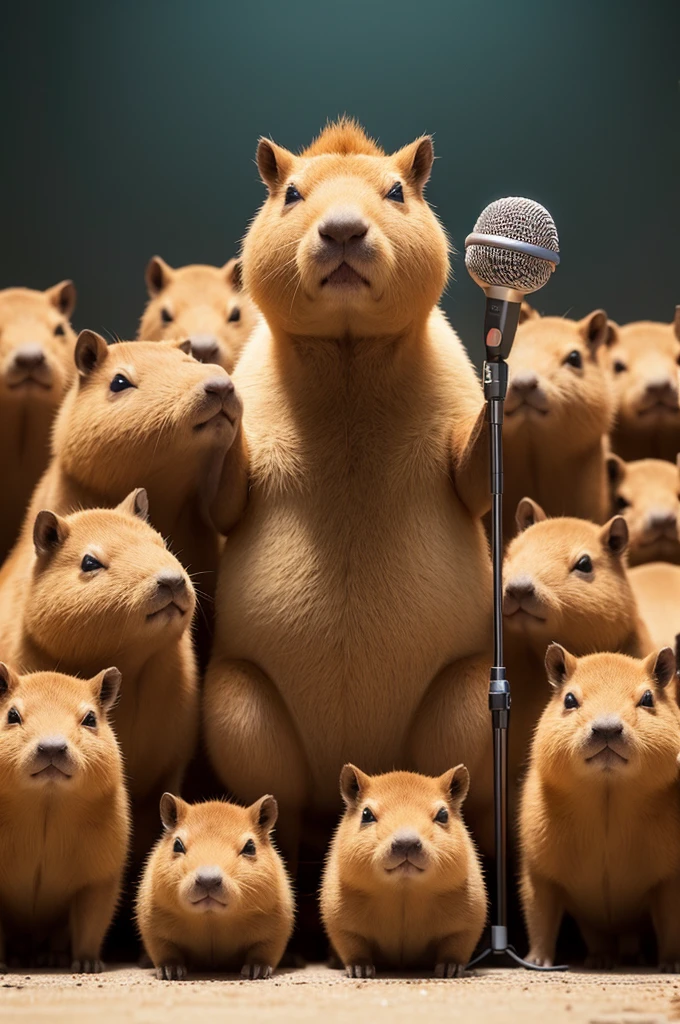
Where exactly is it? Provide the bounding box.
[483,297,522,361]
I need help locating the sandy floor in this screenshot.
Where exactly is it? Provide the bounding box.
[2,964,679,1023]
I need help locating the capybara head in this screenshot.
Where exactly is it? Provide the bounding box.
[24,489,195,666]
[607,455,680,566]
[503,499,633,651]
[0,283,77,407]
[505,305,613,443]
[52,332,241,496]
[242,117,449,338]
[604,312,680,429]
[138,258,258,372]
[147,794,284,917]
[334,765,473,887]
[533,645,680,787]
[0,663,122,796]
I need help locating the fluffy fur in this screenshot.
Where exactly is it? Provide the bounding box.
[607,455,680,566]
[629,562,680,652]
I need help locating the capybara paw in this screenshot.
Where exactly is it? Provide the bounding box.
[584,954,615,971]
[346,963,376,979]
[434,962,466,978]
[241,963,273,980]
[526,951,553,968]
[157,963,188,981]
[71,958,104,974]
[659,961,680,973]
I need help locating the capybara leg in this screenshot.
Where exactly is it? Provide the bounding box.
[241,937,288,980]
[520,871,563,967]
[146,937,189,980]
[452,405,491,519]
[434,930,479,977]
[580,924,616,970]
[70,876,121,972]
[0,921,5,972]
[651,876,680,971]
[331,930,375,979]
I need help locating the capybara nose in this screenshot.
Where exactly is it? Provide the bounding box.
[390,830,423,860]
[590,717,624,743]
[189,335,220,364]
[647,509,677,533]
[318,209,369,246]
[194,866,224,893]
[509,372,539,395]
[203,377,235,399]
[645,378,678,404]
[503,575,537,615]
[12,344,46,371]
[155,571,188,601]
[37,736,69,760]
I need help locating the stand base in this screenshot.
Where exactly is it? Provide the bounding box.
[467,939,569,972]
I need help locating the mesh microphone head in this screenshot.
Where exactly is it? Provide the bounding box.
[465,197,559,293]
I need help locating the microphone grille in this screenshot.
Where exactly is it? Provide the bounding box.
[465,197,559,293]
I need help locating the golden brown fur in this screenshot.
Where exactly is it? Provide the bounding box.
[629,562,680,652]
[0,283,77,562]
[136,794,293,979]
[320,766,486,976]
[204,120,493,859]
[503,304,613,538]
[0,664,129,971]
[519,646,680,969]
[138,257,259,372]
[607,455,680,565]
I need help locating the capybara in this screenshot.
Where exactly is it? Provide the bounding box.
[204,118,493,861]
[503,303,613,538]
[605,310,680,462]
[520,645,680,969]
[607,454,680,565]
[136,793,293,979]
[320,765,486,977]
[629,561,680,652]
[0,282,77,562]
[0,663,129,971]
[138,257,259,372]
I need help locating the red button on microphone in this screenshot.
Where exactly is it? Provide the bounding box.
[486,328,502,348]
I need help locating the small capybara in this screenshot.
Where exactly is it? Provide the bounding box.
[520,645,680,969]
[503,499,652,784]
[503,303,613,537]
[136,793,294,979]
[204,118,493,861]
[0,282,77,562]
[0,663,129,971]
[320,765,486,977]
[629,561,680,652]
[0,490,198,860]
[138,257,258,372]
[607,454,680,565]
[605,310,680,462]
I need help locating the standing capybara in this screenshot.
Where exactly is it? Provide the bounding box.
[503,303,613,538]
[320,766,486,977]
[607,454,680,565]
[0,282,77,562]
[520,645,680,969]
[0,663,129,971]
[605,310,680,462]
[138,257,259,371]
[203,119,493,858]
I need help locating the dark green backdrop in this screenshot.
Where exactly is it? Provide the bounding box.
[2,0,678,362]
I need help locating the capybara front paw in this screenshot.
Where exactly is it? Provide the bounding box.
[241,963,273,980]
[526,950,553,968]
[659,961,680,973]
[584,954,615,971]
[346,963,376,979]
[157,963,188,981]
[434,962,466,978]
[71,958,104,974]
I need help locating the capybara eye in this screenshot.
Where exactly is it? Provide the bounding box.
[573,554,593,574]
[615,495,631,511]
[81,554,105,573]
[81,710,97,728]
[385,182,404,203]
[110,373,134,393]
[161,308,173,324]
[434,807,449,825]
[613,360,627,374]
[54,323,66,337]
[228,307,241,323]
[240,838,256,856]
[564,350,582,369]
[285,184,303,205]
[637,690,655,709]
[7,707,21,725]
[173,837,186,854]
[361,807,377,825]
[563,692,579,710]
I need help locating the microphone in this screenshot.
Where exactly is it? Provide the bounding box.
[465,197,560,360]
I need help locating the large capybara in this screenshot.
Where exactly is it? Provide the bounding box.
[605,309,680,462]
[203,118,494,862]
[0,282,77,562]
[138,257,259,372]
[503,303,613,538]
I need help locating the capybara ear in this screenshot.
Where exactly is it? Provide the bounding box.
[545,643,578,690]
[604,320,619,347]
[579,309,610,353]
[250,795,278,834]
[33,509,69,557]
[74,330,109,376]
[174,339,193,356]
[256,138,295,192]
[606,454,626,488]
[223,258,243,292]
[393,136,434,193]
[117,487,149,522]
[45,279,77,318]
[515,497,547,532]
[645,647,676,689]
[160,792,187,831]
[519,301,538,325]
[93,667,122,712]
[600,515,628,556]
[0,662,18,699]
[439,764,470,810]
[339,763,370,807]
[145,255,174,297]
[674,305,680,342]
